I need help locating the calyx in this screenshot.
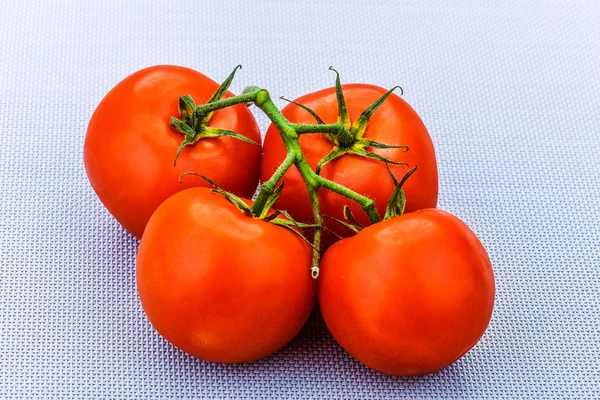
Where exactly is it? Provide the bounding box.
[284,67,409,174]
[169,65,260,166]
[328,165,419,233]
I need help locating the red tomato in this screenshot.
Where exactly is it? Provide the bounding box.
[261,84,438,247]
[84,66,261,239]
[318,209,495,376]
[136,188,316,363]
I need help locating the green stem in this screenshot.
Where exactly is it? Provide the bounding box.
[251,153,296,216]
[316,176,380,223]
[194,87,383,278]
[307,181,323,279]
[293,156,322,278]
[197,91,259,114]
[291,123,342,135]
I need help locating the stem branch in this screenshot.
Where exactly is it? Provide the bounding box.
[199,91,259,114]
[316,177,381,224]
[195,85,383,278]
[291,123,342,135]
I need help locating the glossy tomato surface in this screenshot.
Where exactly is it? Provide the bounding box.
[136,188,316,363]
[318,209,495,376]
[85,66,261,238]
[261,84,438,247]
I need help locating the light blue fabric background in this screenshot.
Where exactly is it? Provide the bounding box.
[1,1,599,398]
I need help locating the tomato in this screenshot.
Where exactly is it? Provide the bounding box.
[318,209,495,376]
[136,187,316,363]
[261,84,438,247]
[84,65,261,239]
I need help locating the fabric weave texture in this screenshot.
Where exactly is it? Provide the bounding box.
[1,1,599,398]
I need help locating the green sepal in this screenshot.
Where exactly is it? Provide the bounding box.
[270,209,320,251]
[258,182,284,219]
[315,146,346,175]
[178,95,196,125]
[198,65,242,126]
[323,215,360,234]
[170,117,196,138]
[322,205,365,235]
[350,86,402,139]
[270,216,319,230]
[171,126,260,167]
[173,138,195,166]
[349,146,407,166]
[171,66,251,166]
[207,65,241,104]
[199,65,241,123]
[313,70,408,175]
[280,96,325,124]
[329,67,351,130]
[212,189,252,215]
[386,162,400,186]
[202,127,261,147]
[361,139,409,151]
[385,186,405,220]
[262,210,319,228]
[384,165,418,219]
[178,172,252,214]
[343,205,364,229]
[262,209,282,222]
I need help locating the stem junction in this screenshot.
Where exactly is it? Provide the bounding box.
[173,66,411,279]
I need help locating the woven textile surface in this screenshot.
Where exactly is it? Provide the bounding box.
[1,1,599,398]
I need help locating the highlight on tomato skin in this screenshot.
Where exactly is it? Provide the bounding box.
[136,187,316,363]
[317,208,495,376]
[261,83,438,249]
[84,65,261,239]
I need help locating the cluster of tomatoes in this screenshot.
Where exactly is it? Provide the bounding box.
[84,65,495,376]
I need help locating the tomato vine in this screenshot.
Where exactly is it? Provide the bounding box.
[174,66,410,278]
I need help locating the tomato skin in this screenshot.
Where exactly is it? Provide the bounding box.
[84,66,261,239]
[261,84,438,247]
[318,209,495,376]
[136,188,316,363]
